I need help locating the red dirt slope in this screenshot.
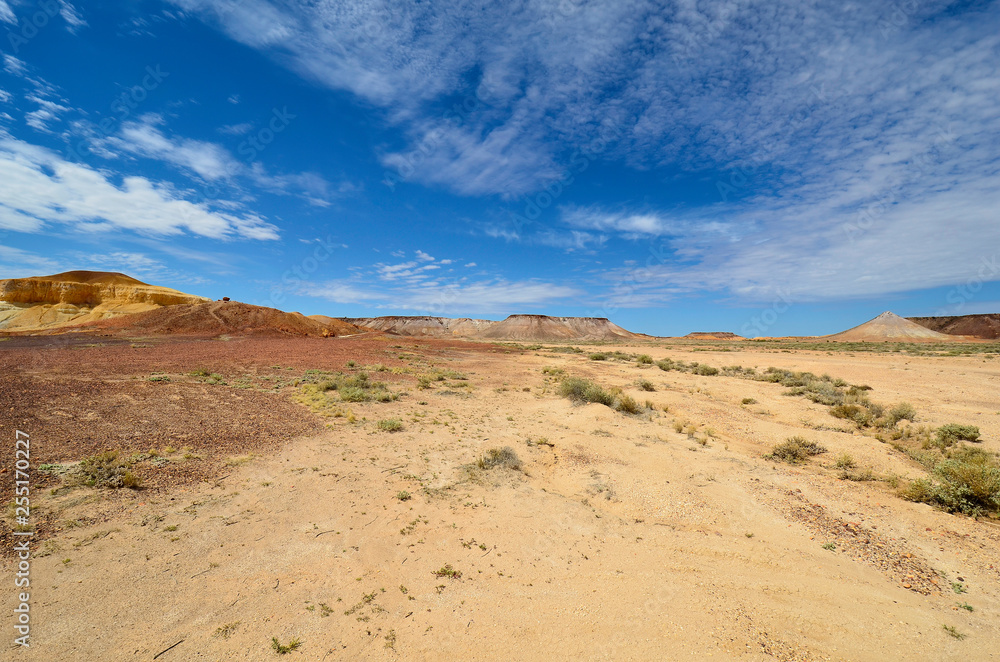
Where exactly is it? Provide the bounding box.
[909,314,1000,339]
[77,302,365,337]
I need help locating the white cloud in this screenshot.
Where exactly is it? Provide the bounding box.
[308,277,579,314]
[0,89,11,104]
[2,54,26,76]
[227,94,241,104]
[218,122,253,135]
[114,117,237,181]
[0,245,60,276]
[0,131,279,240]
[171,0,1000,299]
[103,115,346,205]
[57,1,86,32]
[25,95,73,132]
[0,1,15,25]
[414,250,434,262]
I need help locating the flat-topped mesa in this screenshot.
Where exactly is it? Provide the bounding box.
[0,270,212,332]
[0,270,208,307]
[480,315,639,341]
[342,316,496,337]
[337,314,642,341]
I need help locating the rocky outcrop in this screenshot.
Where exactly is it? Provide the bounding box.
[0,271,210,331]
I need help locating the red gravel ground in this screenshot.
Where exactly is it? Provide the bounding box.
[0,332,508,554]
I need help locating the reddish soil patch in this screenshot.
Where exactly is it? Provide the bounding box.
[0,332,508,554]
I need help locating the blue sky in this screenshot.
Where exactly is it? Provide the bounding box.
[0,0,998,337]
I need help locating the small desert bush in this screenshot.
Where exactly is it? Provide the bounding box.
[75,451,142,489]
[378,418,403,432]
[613,394,642,415]
[637,379,655,392]
[935,424,980,448]
[655,359,676,372]
[691,363,719,376]
[741,397,757,405]
[476,447,522,471]
[767,437,827,464]
[559,377,614,406]
[588,352,608,361]
[271,636,302,654]
[834,453,856,469]
[901,446,1000,517]
[636,354,654,365]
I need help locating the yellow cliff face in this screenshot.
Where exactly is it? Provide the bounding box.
[0,271,210,331]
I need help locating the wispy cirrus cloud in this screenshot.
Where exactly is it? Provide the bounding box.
[169,1,1000,301]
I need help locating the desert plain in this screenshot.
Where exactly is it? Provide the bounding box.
[2,325,999,661]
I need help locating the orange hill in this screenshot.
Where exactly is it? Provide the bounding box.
[0,270,210,332]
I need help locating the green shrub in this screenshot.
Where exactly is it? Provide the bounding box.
[767,437,827,464]
[691,364,719,376]
[637,379,655,392]
[614,394,642,415]
[887,402,917,424]
[378,419,403,432]
[588,353,608,361]
[655,359,675,372]
[935,424,981,447]
[741,397,757,405]
[636,354,654,364]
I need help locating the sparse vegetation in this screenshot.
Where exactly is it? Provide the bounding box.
[396,491,411,501]
[432,564,462,579]
[942,624,966,640]
[378,418,403,432]
[559,376,651,415]
[213,622,240,639]
[271,636,302,654]
[637,378,655,391]
[767,437,827,464]
[476,447,522,471]
[74,451,142,489]
[741,397,757,405]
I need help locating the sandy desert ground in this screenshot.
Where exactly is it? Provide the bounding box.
[2,334,999,661]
